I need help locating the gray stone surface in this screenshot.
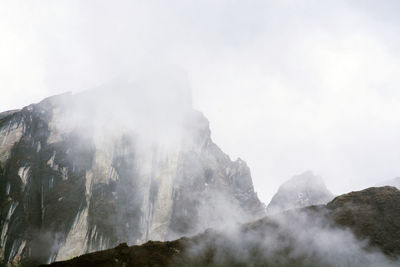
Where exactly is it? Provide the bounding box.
[267,171,334,214]
[0,85,264,266]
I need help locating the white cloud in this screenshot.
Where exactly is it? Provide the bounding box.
[1,0,400,203]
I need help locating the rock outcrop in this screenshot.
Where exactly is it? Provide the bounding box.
[43,187,400,267]
[326,186,400,256]
[267,171,334,213]
[0,80,264,266]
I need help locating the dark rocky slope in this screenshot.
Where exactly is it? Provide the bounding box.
[327,186,400,256]
[43,186,400,267]
[0,83,264,266]
[267,171,334,214]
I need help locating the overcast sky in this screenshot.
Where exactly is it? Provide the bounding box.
[1,0,400,203]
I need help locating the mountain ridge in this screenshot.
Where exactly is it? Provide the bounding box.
[0,88,265,266]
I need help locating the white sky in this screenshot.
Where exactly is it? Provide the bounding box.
[1,0,400,203]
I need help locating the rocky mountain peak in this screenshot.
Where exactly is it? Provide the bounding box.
[0,83,264,266]
[267,171,334,214]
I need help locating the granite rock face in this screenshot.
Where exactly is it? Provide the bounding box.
[0,82,264,266]
[267,171,334,214]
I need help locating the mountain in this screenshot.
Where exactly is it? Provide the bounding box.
[0,79,265,266]
[42,186,400,267]
[267,171,334,214]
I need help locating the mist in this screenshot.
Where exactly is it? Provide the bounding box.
[7,71,262,262]
[2,0,400,208]
[2,2,400,266]
[183,208,399,267]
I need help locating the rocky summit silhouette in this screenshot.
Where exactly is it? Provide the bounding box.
[376,177,400,189]
[267,171,334,214]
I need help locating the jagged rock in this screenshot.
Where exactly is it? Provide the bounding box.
[267,171,334,214]
[41,187,400,267]
[0,81,264,266]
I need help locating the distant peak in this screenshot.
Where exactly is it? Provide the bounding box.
[267,171,334,214]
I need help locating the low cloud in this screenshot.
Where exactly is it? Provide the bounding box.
[184,208,399,266]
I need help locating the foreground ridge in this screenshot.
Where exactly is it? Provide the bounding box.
[43,186,400,267]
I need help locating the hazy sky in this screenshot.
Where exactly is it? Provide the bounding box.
[1,0,400,203]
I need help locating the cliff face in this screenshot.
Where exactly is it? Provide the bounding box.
[267,171,334,214]
[43,187,400,267]
[0,84,264,266]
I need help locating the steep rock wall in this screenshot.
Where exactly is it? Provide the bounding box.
[0,89,264,266]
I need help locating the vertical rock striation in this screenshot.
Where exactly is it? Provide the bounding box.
[0,81,264,266]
